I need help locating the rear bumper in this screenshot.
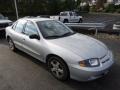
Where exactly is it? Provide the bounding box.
[69,51,114,81]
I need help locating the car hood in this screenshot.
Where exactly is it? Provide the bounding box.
[48,33,108,59]
[0,20,12,24]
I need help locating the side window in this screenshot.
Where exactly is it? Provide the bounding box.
[24,21,39,36]
[12,22,18,30]
[60,12,68,16]
[73,12,77,16]
[69,12,73,16]
[15,20,26,33]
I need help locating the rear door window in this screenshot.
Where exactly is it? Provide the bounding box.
[15,20,27,33]
[12,22,18,30]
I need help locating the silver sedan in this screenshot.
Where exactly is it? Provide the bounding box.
[6,17,114,81]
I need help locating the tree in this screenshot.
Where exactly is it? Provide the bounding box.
[64,0,76,10]
[96,0,106,10]
[47,0,63,15]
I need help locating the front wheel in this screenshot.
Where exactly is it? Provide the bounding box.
[47,56,69,81]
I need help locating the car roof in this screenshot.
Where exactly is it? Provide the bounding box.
[19,17,53,22]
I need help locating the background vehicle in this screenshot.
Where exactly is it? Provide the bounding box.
[113,22,120,30]
[6,17,114,81]
[50,11,83,23]
[0,13,12,37]
[0,14,12,31]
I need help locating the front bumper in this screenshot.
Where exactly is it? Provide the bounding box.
[69,50,114,81]
[113,25,120,30]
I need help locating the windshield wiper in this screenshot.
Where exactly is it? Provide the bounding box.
[45,32,76,39]
[61,32,76,37]
[45,35,61,39]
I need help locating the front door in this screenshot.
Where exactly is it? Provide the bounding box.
[11,20,27,50]
[22,21,44,61]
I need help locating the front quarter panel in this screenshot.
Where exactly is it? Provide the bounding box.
[44,41,83,65]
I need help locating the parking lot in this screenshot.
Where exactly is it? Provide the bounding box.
[0,36,119,90]
[0,13,120,90]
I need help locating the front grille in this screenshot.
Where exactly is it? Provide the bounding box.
[0,23,9,28]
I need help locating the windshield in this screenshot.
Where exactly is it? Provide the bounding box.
[37,20,75,39]
[60,12,68,16]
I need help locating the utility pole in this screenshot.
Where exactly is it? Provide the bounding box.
[14,0,19,19]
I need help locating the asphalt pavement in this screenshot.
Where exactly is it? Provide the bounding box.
[0,37,120,90]
[83,13,120,31]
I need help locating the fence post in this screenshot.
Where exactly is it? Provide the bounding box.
[95,27,98,36]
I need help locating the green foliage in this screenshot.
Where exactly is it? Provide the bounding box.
[0,0,77,16]
[115,5,120,13]
[115,8,120,13]
[0,0,120,18]
[81,4,90,12]
[90,5,97,12]
[104,4,116,13]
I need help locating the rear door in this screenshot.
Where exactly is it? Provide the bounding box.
[73,12,79,22]
[69,12,75,22]
[11,20,27,50]
[60,12,68,22]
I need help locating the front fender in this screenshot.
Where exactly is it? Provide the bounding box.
[44,42,83,65]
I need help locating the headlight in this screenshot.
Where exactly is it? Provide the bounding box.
[79,58,100,67]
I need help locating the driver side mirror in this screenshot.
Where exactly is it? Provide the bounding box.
[29,34,40,40]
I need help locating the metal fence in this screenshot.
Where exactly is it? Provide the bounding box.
[65,23,106,35]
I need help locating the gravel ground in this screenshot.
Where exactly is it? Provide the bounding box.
[0,35,120,90]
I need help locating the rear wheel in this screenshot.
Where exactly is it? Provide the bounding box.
[63,19,68,23]
[8,38,16,51]
[47,56,69,81]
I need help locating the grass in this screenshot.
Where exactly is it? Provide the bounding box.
[90,33,120,40]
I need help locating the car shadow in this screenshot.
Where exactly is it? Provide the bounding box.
[0,38,47,71]
[14,48,48,70]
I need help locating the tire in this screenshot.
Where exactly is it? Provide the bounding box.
[8,38,16,51]
[78,18,83,23]
[63,19,68,23]
[47,56,69,81]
